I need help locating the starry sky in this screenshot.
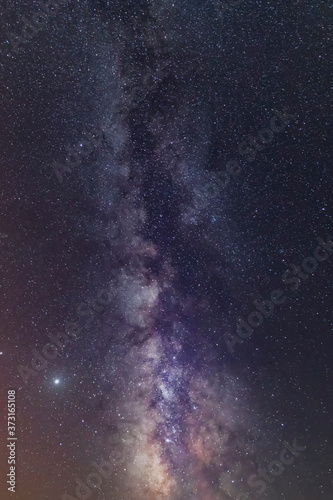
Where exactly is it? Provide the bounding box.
[0,0,332,499]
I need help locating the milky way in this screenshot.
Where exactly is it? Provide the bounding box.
[82,3,264,498]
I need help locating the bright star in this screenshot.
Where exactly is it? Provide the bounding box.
[54,379,60,385]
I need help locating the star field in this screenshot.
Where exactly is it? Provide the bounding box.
[0,1,332,499]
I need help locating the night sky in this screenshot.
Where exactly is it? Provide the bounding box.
[0,0,332,499]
